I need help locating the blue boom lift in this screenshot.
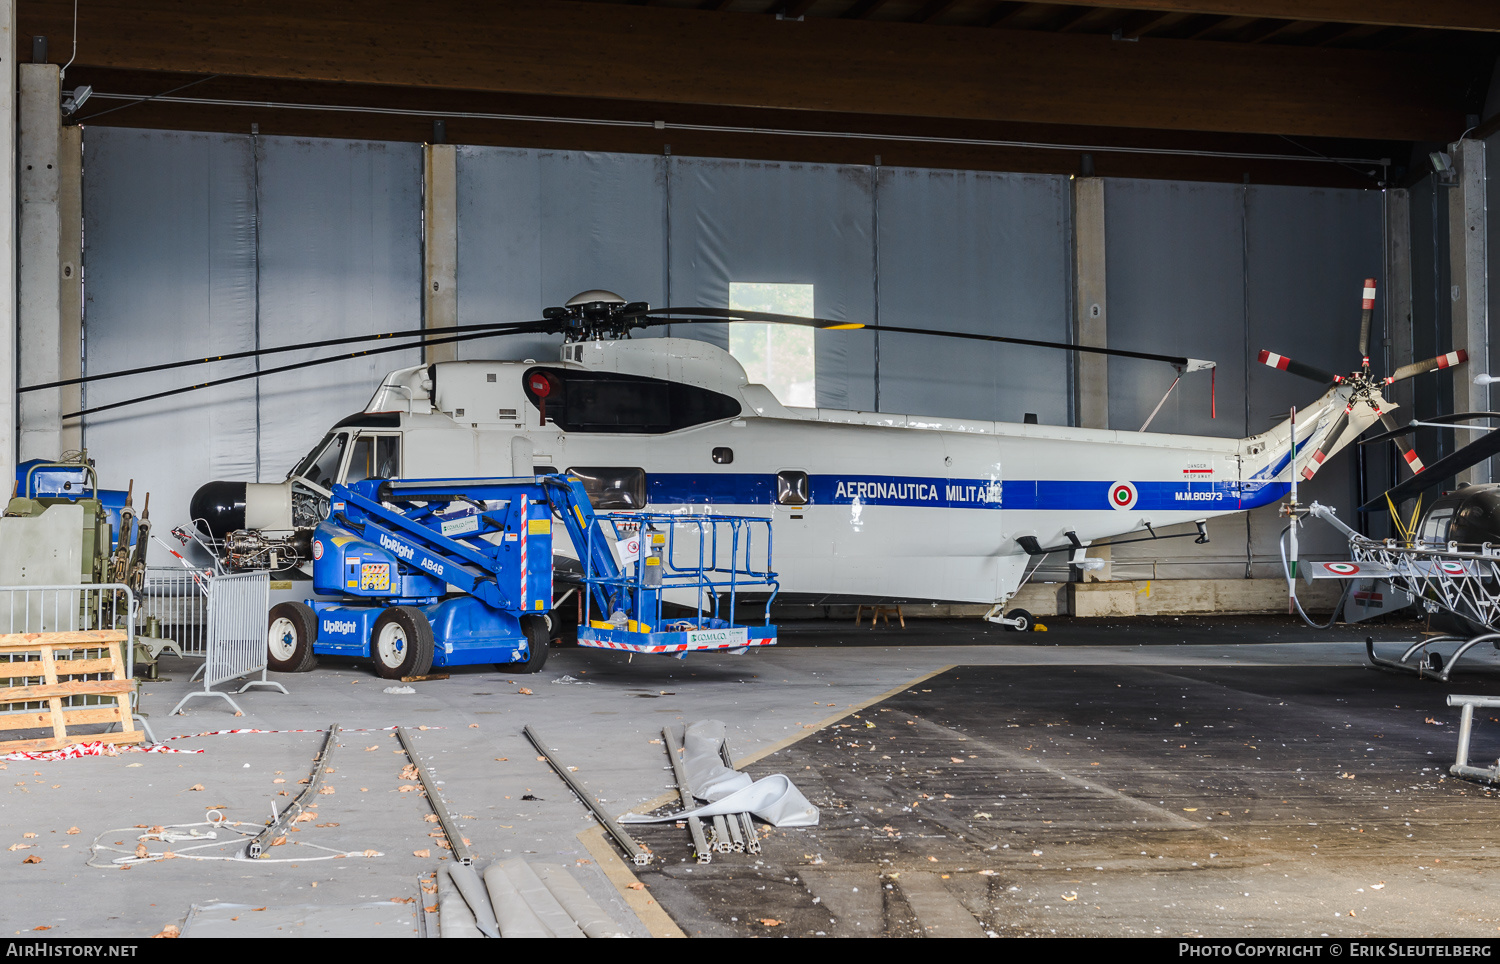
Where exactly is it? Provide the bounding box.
[266,475,778,678]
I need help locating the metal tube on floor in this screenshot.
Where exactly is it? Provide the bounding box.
[712,814,732,852]
[523,724,652,866]
[247,723,338,859]
[396,725,473,866]
[740,812,760,854]
[663,725,711,864]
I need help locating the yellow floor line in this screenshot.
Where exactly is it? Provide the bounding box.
[578,825,685,938]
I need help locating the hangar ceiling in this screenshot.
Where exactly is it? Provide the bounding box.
[20,0,1500,186]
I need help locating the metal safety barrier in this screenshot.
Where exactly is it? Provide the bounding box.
[0,583,146,739]
[138,566,211,657]
[169,570,286,716]
[1447,694,1500,785]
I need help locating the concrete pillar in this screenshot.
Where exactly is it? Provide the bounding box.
[1448,138,1489,485]
[1072,175,1110,580]
[1072,176,1108,430]
[0,2,15,490]
[18,63,80,462]
[424,143,458,364]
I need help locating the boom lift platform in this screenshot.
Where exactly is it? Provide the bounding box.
[266,474,778,679]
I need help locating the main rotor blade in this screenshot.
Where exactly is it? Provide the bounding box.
[1376,411,1426,476]
[1257,350,1340,386]
[1388,349,1467,384]
[1359,411,1500,446]
[1357,277,1376,359]
[64,324,541,421]
[1360,428,1500,512]
[640,307,1202,369]
[1299,405,1351,481]
[22,319,554,394]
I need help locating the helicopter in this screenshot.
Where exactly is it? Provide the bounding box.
[30,282,1467,631]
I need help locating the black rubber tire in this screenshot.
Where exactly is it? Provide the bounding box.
[1003,608,1034,633]
[371,606,435,680]
[1428,651,1444,671]
[267,602,319,673]
[515,614,550,674]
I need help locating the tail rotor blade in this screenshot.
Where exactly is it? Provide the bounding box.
[1358,277,1376,359]
[1300,406,1352,481]
[1376,411,1426,476]
[1388,349,1467,384]
[1258,350,1340,386]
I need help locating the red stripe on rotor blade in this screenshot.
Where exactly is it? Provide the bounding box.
[1301,466,1316,480]
[1313,450,1327,465]
[1362,278,1376,309]
[1257,350,1290,370]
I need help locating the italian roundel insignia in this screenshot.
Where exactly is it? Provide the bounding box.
[1439,561,1467,575]
[1108,481,1138,511]
[1323,562,1358,575]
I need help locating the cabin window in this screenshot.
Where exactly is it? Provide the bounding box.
[729,282,816,407]
[1419,507,1455,547]
[777,470,809,506]
[522,367,739,434]
[712,447,734,464]
[566,467,648,510]
[345,434,401,483]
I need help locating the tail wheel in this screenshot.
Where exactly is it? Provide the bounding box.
[267,602,319,673]
[1003,608,1034,634]
[371,606,435,680]
[515,614,550,674]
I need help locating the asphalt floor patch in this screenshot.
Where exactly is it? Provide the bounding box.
[632,665,1500,938]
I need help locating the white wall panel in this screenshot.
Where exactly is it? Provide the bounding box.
[81,128,257,529]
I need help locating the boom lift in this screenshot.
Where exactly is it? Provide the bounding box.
[266,474,778,679]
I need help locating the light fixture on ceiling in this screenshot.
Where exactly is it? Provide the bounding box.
[1430,150,1456,186]
[61,85,91,116]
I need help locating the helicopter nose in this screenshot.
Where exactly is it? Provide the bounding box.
[189,480,247,540]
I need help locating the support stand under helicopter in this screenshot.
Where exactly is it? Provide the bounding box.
[1287,499,1500,681]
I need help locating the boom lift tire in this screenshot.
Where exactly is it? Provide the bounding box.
[267,601,319,673]
[371,606,435,679]
[507,614,550,674]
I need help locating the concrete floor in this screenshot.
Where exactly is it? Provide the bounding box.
[2,614,1497,939]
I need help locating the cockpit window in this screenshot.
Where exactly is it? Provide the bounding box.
[521,367,740,434]
[291,433,349,489]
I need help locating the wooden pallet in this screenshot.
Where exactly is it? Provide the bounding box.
[0,630,141,753]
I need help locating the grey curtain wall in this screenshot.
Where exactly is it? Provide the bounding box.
[82,129,1389,580]
[81,129,259,534]
[456,148,666,362]
[82,129,421,528]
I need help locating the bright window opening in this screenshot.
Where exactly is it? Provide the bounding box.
[729,282,816,408]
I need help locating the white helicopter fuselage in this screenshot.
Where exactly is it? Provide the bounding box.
[232,336,1370,608]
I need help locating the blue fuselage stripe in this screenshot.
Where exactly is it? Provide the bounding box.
[645,474,1288,512]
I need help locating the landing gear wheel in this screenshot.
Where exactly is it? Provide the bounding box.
[267,602,319,673]
[1003,608,1034,634]
[371,606,435,680]
[511,614,550,674]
